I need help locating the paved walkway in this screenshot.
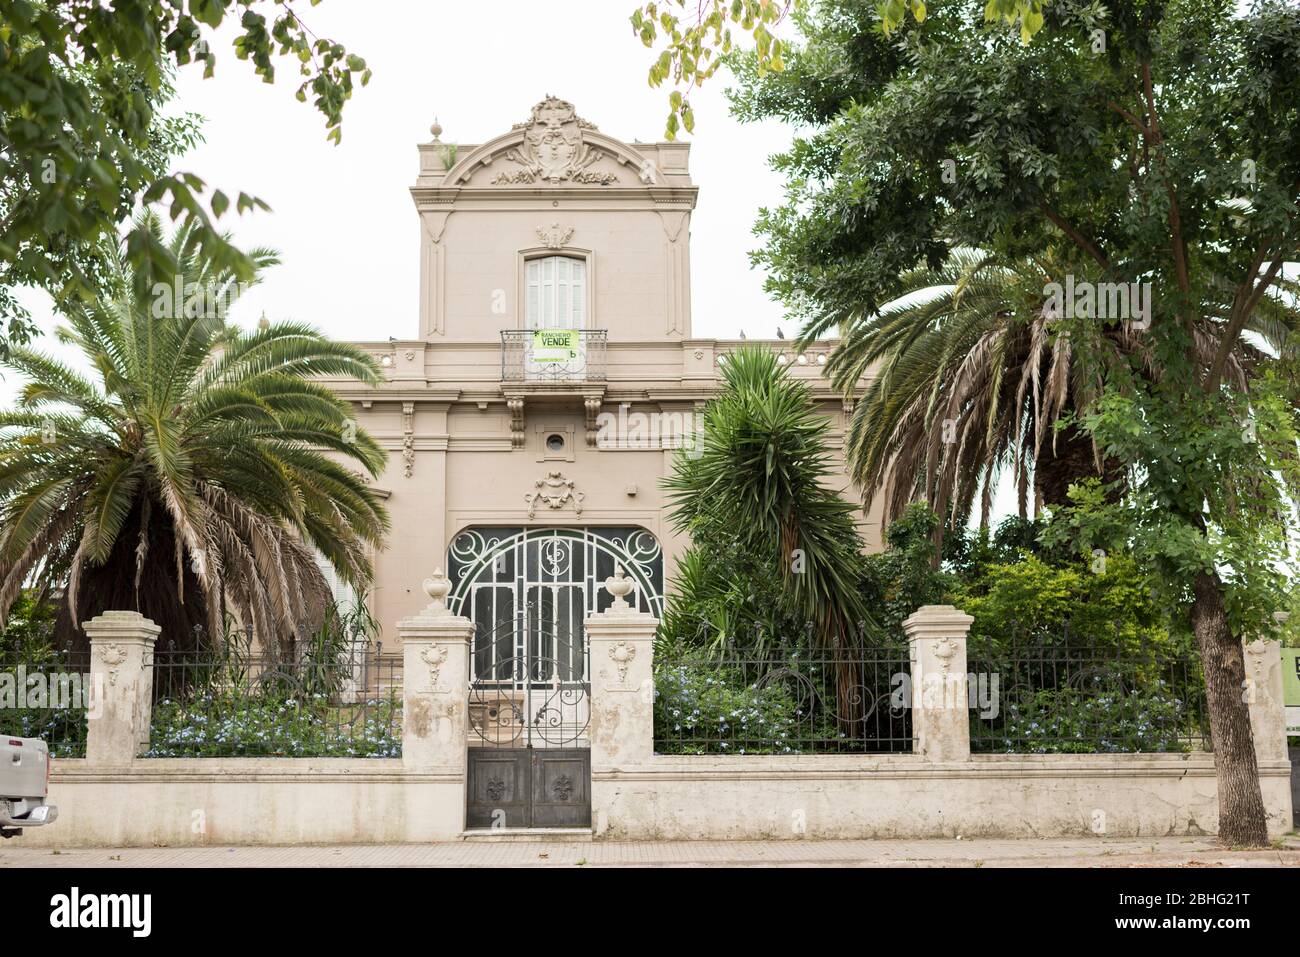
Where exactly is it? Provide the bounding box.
[2,836,1298,868]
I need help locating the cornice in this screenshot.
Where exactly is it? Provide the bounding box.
[409,185,699,209]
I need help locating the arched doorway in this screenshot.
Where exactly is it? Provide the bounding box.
[449,526,662,829]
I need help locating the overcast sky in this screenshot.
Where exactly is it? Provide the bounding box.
[10,0,793,360]
[2,1,1026,524]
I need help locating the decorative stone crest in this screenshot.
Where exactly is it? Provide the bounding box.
[493,96,618,186]
[96,642,128,686]
[1243,639,1274,705]
[525,470,584,518]
[420,644,449,690]
[537,223,574,249]
[933,636,957,675]
[608,639,637,684]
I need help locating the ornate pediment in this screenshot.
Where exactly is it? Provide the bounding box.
[491,95,619,186]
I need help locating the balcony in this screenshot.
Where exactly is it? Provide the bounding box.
[501,329,607,384]
[500,330,607,449]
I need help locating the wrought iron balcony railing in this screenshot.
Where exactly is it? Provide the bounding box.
[501,329,607,383]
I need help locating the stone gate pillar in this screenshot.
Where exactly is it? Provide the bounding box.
[397,570,472,772]
[903,604,974,763]
[585,566,658,771]
[1244,636,1288,766]
[84,611,160,766]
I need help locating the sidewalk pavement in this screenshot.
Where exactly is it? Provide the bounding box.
[2,836,1298,868]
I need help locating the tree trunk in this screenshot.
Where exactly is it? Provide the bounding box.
[1034,422,1121,508]
[1190,569,1269,846]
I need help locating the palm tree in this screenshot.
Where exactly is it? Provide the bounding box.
[0,216,389,653]
[820,248,1298,540]
[663,347,881,715]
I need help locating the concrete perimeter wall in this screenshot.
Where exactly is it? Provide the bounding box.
[25,753,1292,846]
[23,601,1289,847]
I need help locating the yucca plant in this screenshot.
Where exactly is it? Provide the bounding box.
[0,215,389,653]
[663,347,881,719]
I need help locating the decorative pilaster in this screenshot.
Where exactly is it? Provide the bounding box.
[585,567,657,770]
[902,604,973,763]
[397,570,473,771]
[84,611,160,765]
[1243,636,1288,765]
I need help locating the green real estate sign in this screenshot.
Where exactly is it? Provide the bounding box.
[1284,648,1300,734]
[532,329,579,362]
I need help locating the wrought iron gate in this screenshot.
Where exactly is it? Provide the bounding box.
[466,617,591,828]
[452,527,662,830]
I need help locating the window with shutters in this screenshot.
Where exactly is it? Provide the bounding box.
[313,550,357,609]
[525,256,587,329]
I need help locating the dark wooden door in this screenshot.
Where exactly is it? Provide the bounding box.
[466,748,530,828]
[466,747,590,829]
[530,748,591,828]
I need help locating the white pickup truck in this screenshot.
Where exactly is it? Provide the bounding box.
[0,736,58,838]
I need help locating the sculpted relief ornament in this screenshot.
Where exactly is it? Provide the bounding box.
[525,470,584,518]
[421,645,449,692]
[492,96,619,186]
[97,642,128,686]
[537,222,574,249]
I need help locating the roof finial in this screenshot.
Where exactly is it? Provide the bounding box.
[429,116,443,142]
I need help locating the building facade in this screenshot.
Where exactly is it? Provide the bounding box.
[325,97,880,647]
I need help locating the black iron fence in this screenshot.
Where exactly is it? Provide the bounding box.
[654,646,914,754]
[145,643,402,758]
[967,626,1210,754]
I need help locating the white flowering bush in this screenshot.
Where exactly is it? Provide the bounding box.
[146,693,401,758]
[653,658,802,754]
[989,680,1195,754]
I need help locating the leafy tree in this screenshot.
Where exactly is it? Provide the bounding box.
[0,214,389,652]
[860,503,953,637]
[0,0,368,353]
[631,0,1045,136]
[653,0,1300,844]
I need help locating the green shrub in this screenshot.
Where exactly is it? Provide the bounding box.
[0,592,88,756]
[146,692,400,758]
[654,655,802,754]
[981,680,1196,754]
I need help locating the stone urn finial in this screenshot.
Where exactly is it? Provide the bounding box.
[430,116,443,142]
[604,564,635,611]
[423,568,452,614]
